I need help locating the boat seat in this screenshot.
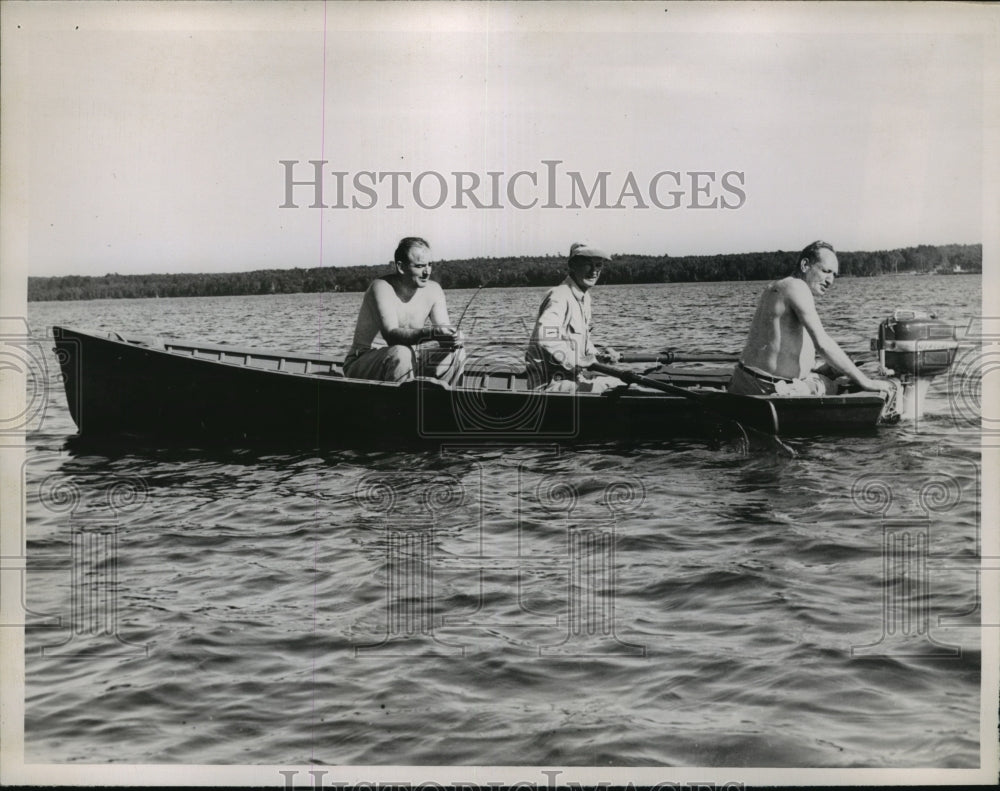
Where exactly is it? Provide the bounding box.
[461,369,531,392]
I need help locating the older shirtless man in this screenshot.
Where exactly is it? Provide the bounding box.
[343,237,465,385]
[729,240,891,397]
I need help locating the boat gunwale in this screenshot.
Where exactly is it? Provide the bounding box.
[51,325,889,407]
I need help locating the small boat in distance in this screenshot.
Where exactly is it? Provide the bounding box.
[50,313,956,446]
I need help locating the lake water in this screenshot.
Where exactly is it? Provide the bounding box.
[21,275,986,768]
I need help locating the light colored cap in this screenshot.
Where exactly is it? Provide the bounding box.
[568,242,611,262]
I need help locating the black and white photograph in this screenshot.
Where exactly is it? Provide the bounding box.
[1,1,997,786]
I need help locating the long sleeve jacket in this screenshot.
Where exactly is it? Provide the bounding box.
[524,277,597,387]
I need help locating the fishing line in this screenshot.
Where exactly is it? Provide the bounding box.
[455,268,501,334]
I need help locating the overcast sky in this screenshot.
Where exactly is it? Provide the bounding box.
[2,1,995,276]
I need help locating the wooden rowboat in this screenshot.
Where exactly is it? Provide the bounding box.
[51,326,888,446]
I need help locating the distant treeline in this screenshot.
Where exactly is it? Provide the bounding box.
[28,243,982,301]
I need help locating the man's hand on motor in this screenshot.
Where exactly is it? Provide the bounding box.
[862,376,894,396]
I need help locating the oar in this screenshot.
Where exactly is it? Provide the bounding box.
[618,351,739,364]
[619,350,876,365]
[589,361,782,438]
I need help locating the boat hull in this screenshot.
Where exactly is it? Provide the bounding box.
[51,327,886,446]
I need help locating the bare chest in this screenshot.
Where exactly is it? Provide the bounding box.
[388,287,436,328]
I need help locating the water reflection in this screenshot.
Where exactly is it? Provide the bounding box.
[23,277,984,766]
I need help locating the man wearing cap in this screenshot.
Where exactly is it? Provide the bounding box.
[729,240,892,396]
[524,242,621,392]
[343,236,465,385]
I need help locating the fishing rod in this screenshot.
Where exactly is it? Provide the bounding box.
[454,269,502,335]
[455,284,484,332]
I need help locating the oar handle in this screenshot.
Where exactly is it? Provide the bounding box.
[589,361,683,394]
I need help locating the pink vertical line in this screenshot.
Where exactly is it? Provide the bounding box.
[316,0,329,353]
[312,1,328,764]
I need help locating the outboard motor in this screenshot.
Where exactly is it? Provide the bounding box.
[871,309,958,421]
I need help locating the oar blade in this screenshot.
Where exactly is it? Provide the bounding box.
[697,390,780,436]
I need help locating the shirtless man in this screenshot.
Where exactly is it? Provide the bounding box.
[729,240,892,397]
[343,237,465,385]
